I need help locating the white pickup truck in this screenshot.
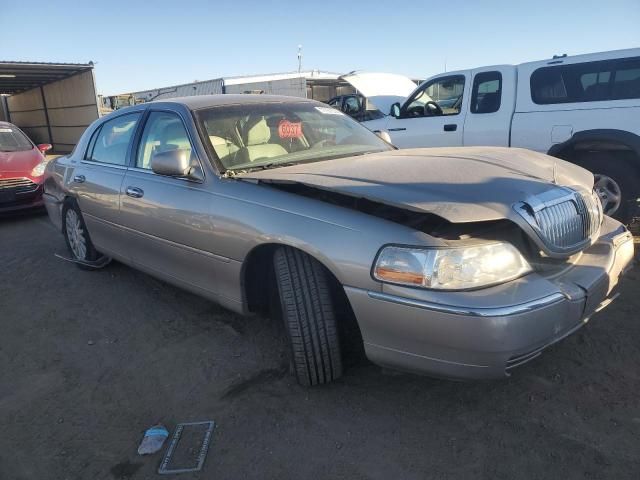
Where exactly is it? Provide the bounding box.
[343,48,640,223]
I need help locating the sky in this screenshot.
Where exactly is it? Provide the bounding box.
[1,0,639,95]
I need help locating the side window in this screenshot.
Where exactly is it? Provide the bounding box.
[611,58,640,100]
[343,96,361,114]
[136,111,193,170]
[530,67,567,104]
[402,75,465,117]
[471,71,502,114]
[84,127,101,159]
[531,56,640,104]
[328,98,341,109]
[85,113,141,165]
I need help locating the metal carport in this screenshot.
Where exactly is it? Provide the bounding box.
[0,61,99,153]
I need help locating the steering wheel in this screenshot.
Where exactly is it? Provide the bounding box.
[423,101,443,116]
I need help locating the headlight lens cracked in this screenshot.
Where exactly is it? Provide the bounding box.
[373,243,532,290]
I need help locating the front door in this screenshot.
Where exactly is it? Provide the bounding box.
[386,75,468,148]
[69,111,142,256]
[119,109,222,295]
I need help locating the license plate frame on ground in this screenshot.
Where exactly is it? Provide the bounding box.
[157,421,215,475]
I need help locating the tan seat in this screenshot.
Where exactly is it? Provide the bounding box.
[209,135,240,161]
[239,118,287,162]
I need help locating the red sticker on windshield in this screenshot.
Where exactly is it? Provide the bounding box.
[278,120,303,139]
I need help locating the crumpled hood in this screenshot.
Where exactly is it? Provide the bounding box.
[239,147,594,223]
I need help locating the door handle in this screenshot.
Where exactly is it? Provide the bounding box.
[73,174,85,183]
[444,124,457,132]
[125,186,144,198]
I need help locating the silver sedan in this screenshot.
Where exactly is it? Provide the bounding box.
[43,95,635,386]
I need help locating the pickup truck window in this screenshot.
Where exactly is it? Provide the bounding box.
[471,71,502,114]
[402,75,465,117]
[531,56,640,104]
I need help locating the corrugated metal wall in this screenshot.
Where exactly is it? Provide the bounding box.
[7,70,99,153]
[0,97,8,122]
[132,79,224,102]
[7,87,49,146]
[223,77,307,97]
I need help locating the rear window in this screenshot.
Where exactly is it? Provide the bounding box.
[530,56,640,104]
[84,113,141,165]
[0,125,32,152]
[471,71,502,114]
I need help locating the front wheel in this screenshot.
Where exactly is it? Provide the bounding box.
[273,246,343,386]
[62,201,104,269]
[577,152,640,224]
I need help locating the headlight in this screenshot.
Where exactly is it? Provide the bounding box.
[373,243,532,290]
[31,160,48,177]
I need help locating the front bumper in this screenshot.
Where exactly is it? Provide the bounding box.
[0,182,44,213]
[345,219,635,379]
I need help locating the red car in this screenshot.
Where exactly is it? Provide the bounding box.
[0,121,52,213]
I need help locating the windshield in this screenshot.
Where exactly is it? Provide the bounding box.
[0,125,33,152]
[196,102,392,172]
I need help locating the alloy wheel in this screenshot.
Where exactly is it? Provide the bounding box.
[65,209,87,260]
[594,174,623,216]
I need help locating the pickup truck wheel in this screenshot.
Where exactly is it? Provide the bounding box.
[62,201,102,269]
[273,246,343,386]
[577,152,640,224]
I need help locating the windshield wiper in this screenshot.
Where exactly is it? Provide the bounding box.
[254,161,299,170]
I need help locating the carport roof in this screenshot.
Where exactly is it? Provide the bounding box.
[0,61,94,95]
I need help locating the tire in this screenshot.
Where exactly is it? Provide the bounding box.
[273,246,343,386]
[576,151,640,224]
[62,200,103,269]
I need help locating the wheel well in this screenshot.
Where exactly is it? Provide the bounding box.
[242,243,364,356]
[60,196,74,233]
[548,129,640,168]
[243,243,347,313]
[554,140,640,177]
[243,244,279,314]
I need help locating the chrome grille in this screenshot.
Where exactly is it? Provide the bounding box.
[0,177,38,193]
[515,187,603,255]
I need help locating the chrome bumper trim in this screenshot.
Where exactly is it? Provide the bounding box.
[367,291,566,317]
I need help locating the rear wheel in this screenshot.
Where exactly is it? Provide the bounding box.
[576,151,640,224]
[273,246,343,386]
[62,201,103,269]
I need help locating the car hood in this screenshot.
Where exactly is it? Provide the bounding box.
[238,147,594,224]
[340,72,417,115]
[0,148,42,175]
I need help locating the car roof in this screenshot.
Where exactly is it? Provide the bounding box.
[155,94,319,110]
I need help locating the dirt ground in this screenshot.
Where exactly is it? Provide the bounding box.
[1,211,639,480]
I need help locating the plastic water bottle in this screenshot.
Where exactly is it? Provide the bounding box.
[137,425,169,455]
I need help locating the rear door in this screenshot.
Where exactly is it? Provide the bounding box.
[70,111,142,256]
[118,108,222,295]
[462,67,515,146]
[385,74,468,148]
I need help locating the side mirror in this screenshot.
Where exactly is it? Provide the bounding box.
[375,130,393,144]
[37,143,52,154]
[150,148,197,178]
[389,103,401,118]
